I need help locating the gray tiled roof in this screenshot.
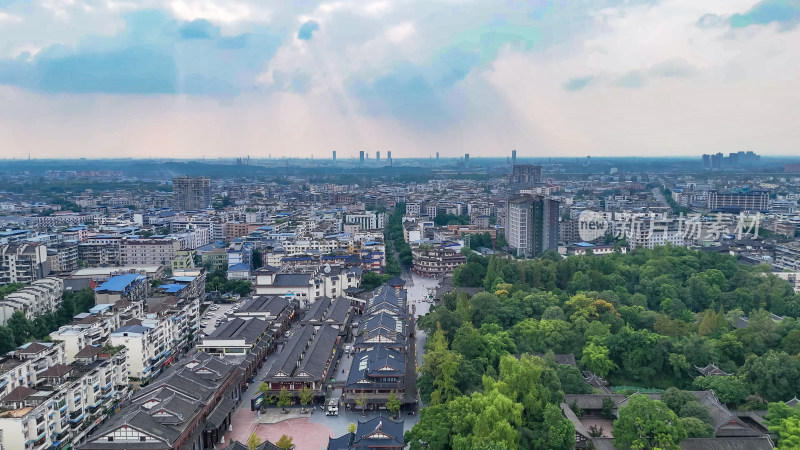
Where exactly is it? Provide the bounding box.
[239,296,289,315]
[206,318,269,344]
[80,356,239,450]
[272,273,312,287]
[265,324,338,382]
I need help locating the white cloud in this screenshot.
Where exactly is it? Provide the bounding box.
[2,0,800,157]
[169,0,271,25]
[385,22,415,43]
[0,12,23,23]
[362,1,391,17]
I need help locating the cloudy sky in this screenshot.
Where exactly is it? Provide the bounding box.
[1,0,799,159]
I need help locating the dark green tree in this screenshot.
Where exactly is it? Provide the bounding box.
[740,350,800,402]
[613,395,686,450]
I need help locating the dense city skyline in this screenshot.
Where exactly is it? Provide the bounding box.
[1,0,799,159]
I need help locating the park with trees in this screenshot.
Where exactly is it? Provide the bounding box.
[408,245,800,448]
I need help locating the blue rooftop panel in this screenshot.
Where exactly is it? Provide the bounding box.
[95,274,145,292]
[158,284,186,293]
[170,276,196,282]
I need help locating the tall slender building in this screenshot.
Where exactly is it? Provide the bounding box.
[387,151,392,165]
[360,151,365,166]
[506,195,559,258]
[376,151,381,161]
[332,150,337,161]
[172,176,211,211]
[512,150,517,165]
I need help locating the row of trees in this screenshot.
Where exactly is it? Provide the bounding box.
[0,288,95,353]
[408,246,800,448]
[384,203,411,273]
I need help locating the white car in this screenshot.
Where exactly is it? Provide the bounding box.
[200,321,208,327]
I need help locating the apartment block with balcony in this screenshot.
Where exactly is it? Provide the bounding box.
[0,343,126,450]
[120,238,180,266]
[0,243,49,284]
[109,296,199,383]
[0,277,64,325]
[47,243,79,273]
[411,241,467,277]
[50,301,144,363]
[0,342,66,401]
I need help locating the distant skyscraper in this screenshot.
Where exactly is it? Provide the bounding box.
[507,195,559,258]
[360,151,365,166]
[702,154,710,169]
[512,149,517,165]
[172,176,211,211]
[376,151,381,161]
[387,151,392,165]
[464,154,470,164]
[509,165,542,192]
[711,152,723,169]
[436,152,439,160]
[332,150,337,161]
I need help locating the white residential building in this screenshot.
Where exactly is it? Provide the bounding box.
[343,211,385,231]
[108,297,198,382]
[119,238,180,266]
[0,243,49,284]
[0,341,66,400]
[0,341,127,450]
[0,277,64,325]
[50,302,143,363]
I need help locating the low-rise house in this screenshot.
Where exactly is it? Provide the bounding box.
[344,346,407,409]
[301,296,353,334]
[263,324,341,397]
[78,353,241,450]
[197,318,271,357]
[327,416,405,450]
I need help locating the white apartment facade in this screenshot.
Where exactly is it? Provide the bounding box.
[0,347,129,450]
[0,341,66,400]
[0,277,64,325]
[50,302,143,363]
[120,238,180,266]
[0,243,49,284]
[108,298,198,382]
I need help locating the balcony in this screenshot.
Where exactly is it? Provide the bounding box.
[68,411,84,422]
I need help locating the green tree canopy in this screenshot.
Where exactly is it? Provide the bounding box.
[613,395,687,450]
